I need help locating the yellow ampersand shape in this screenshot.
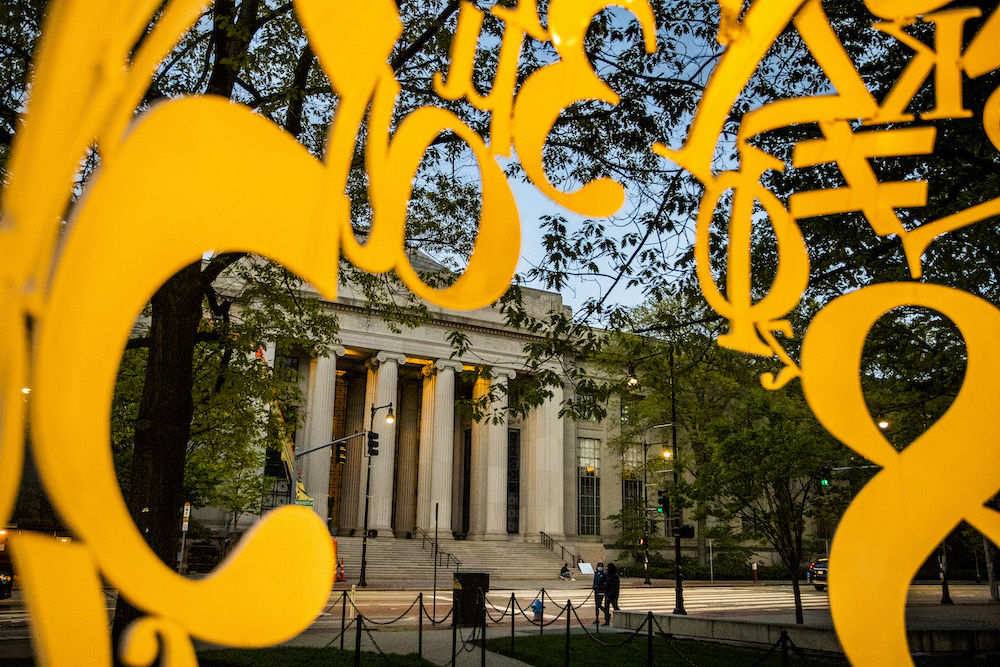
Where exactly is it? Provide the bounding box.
[28,95,336,662]
[800,283,1000,666]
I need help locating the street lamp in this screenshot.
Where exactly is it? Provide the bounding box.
[626,342,686,613]
[668,349,686,615]
[359,401,394,587]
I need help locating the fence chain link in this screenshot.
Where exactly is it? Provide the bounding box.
[569,601,647,648]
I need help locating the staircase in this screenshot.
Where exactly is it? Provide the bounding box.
[333,535,568,586]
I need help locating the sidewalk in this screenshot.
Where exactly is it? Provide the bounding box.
[267,625,538,666]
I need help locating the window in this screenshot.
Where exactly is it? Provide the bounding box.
[507,429,520,534]
[578,438,601,536]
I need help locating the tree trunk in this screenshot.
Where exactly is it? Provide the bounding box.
[111,262,203,657]
[984,534,999,602]
[791,573,804,625]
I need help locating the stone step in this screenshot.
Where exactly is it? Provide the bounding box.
[331,536,570,584]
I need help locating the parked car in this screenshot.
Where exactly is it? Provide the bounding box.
[807,557,828,591]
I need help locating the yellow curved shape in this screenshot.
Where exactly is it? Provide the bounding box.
[0,282,26,528]
[513,0,657,217]
[383,105,521,309]
[693,168,809,357]
[801,283,1000,666]
[863,0,951,20]
[33,96,334,647]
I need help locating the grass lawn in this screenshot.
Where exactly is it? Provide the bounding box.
[485,633,1000,666]
[0,647,435,667]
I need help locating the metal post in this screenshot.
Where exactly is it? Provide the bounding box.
[781,629,789,667]
[647,611,654,667]
[643,440,651,586]
[340,590,347,651]
[670,347,687,615]
[709,538,714,584]
[940,541,954,604]
[510,593,515,653]
[354,612,362,667]
[359,402,393,587]
[565,600,572,666]
[539,588,545,636]
[434,502,439,620]
[359,451,373,587]
[452,597,458,664]
[419,592,424,658]
[480,590,487,667]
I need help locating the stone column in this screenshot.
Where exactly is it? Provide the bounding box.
[393,380,420,536]
[486,368,516,538]
[417,360,461,536]
[470,367,515,540]
[526,381,566,540]
[368,351,405,536]
[339,373,366,534]
[300,347,344,526]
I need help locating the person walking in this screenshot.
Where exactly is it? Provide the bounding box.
[592,562,607,624]
[603,563,621,625]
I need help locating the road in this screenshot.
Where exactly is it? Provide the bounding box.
[3,582,995,641]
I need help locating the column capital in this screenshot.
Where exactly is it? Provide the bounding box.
[435,359,464,374]
[492,366,517,381]
[376,351,407,366]
[331,345,347,358]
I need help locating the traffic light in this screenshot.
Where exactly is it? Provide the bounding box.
[335,441,347,464]
[657,490,669,515]
[367,431,379,456]
[820,466,832,487]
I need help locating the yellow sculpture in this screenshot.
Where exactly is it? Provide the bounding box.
[0,0,656,664]
[662,0,1000,664]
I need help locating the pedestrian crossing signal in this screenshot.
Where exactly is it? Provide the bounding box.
[335,442,347,464]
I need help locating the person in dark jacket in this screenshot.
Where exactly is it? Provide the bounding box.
[602,563,621,625]
[592,562,607,623]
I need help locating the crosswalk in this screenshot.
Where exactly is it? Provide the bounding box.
[486,585,831,618]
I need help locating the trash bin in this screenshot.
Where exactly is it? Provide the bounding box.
[453,572,489,627]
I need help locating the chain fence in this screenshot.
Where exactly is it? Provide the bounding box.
[322,585,833,667]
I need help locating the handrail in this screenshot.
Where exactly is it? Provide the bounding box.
[414,527,462,570]
[539,531,578,566]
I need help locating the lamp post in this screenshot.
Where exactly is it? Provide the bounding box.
[642,442,672,586]
[669,347,686,615]
[359,401,394,588]
[642,440,651,585]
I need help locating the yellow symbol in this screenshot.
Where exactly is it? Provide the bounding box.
[669,1,1000,665]
[801,283,1000,666]
[0,0,658,663]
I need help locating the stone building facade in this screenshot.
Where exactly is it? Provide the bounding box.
[193,275,626,565]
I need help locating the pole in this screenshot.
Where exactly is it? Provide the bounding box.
[354,612,363,667]
[510,593,515,654]
[360,403,391,587]
[340,591,347,651]
[647,611,653,667]
[709,538,714,583]
[643,440,651,586]
[434,503,439,620]
[940,541,954,604]
[565,600,572,665]
[670,346,686,615]
[359,448,373,587]
[480,590,487,667]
